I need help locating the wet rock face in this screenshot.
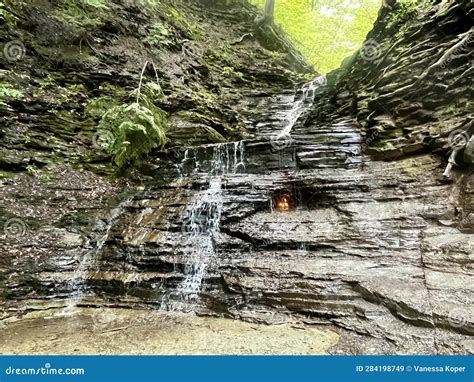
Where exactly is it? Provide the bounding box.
[89,147,471,355]
[4,91,471,355]
[311,0,473,165]
[0,0,310,313]
[0,0,312,175]
[1,0,473,356]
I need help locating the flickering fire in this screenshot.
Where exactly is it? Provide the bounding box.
[273,192,295,212]
[276,195,290,211]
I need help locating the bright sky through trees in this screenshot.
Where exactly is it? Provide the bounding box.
[249,0,381,73]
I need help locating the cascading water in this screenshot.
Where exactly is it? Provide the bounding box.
[271,76,325,140]
[59,196,133,315]
[162,141,245,310]
[177,177,223,299]
[282,78,322,133]
[161,77,324,311]
[181,140,245,175]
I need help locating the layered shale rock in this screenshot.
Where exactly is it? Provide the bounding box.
[312,0,473,165]
[0,0,311,316]
[0,0,312,175]
[0,0,472,355]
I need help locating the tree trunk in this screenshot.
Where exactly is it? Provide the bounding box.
[264,0,275,23]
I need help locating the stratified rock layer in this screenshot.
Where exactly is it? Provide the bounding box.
[0,0,472,355]
[313,0,473,164]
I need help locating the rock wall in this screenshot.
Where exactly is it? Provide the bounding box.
[1,0,472,355]
[313,0,473,163]
[0,0,311,314]
[1,0,311,174]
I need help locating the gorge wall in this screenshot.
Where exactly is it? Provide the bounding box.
[0,0,472,355]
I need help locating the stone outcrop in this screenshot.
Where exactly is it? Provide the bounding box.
[0,0,312,175]
[1,0,311,311]
[0,0,472,355]
[313,0,473,164]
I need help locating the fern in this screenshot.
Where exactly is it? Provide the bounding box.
[99,102,168,167]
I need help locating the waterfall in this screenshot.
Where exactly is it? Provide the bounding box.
[59,196,133,315]
[164,77,325,310]
[162,141,245,310]
[177,177,223,299]
[181,140,245,175]
[273,76,325,139]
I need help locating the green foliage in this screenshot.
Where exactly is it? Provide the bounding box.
[32,76,86,106]
[0,170,17,179]
[55,0,109,27]
[145,22,173,47]
[222,66,245,80]
[99,102,168,167]
[0,82,23,109]
[86,97,120,118]
[191,87,218,106]
[80,0,108,7]
[26,165,39,177]
[163,3,203,37]
[138,0,203,38]
[131,80,165,106]
[0,83,23,100]
[0,1,17,28]
[398,0,423,15]
[205,47,233,65]
[85,84,128,118]
[249,0,380,73]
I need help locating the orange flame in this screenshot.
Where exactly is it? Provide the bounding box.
[276,196,290,211]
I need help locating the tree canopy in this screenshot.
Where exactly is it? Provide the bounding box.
[249,0,381,73]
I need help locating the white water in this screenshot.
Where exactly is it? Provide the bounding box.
[164,141,245,309]
[54,75,325,315]
[59,196,133,316]
[177,177,223,299]
[168,77,325,308]
[182,140,245,175]
[273,76,325,139]
[162,77,325,310]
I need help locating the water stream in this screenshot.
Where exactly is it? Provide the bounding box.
[247,76,325,140]
[277,77,324,137]
[57,78,324,314]
[161,78,325,311]
[162,141,245,310]
[59,196,133,316]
